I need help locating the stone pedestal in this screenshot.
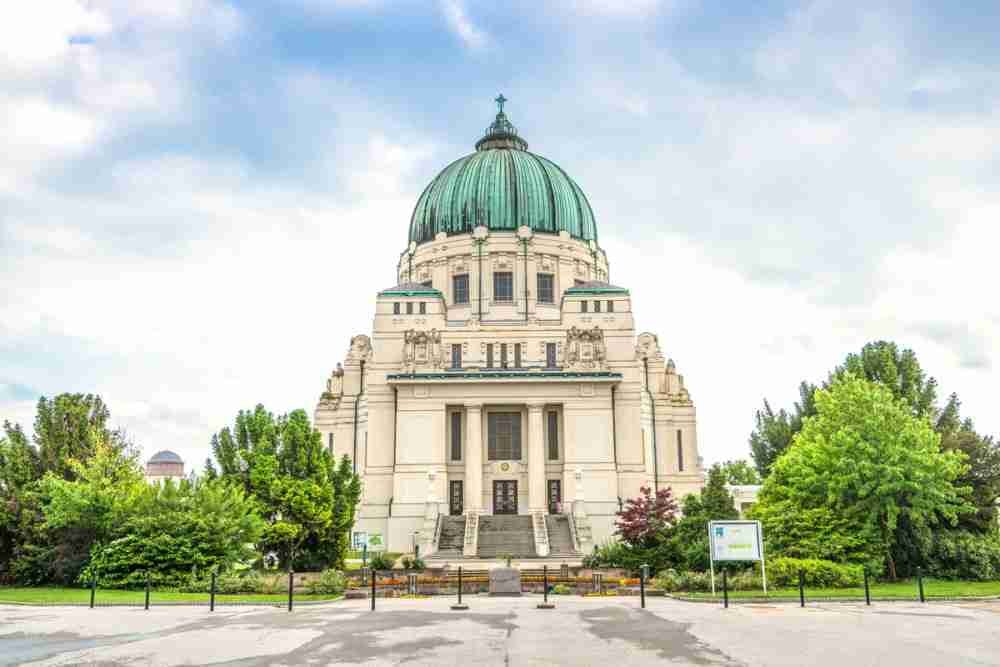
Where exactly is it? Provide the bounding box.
[488,568,522,597]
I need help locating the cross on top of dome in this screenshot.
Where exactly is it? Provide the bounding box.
[476,93,528,151]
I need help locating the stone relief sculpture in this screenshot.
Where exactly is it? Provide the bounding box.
[564,326,607,370]
[634,332,664,361]
[346,334,373,363]
[402,329,443,373]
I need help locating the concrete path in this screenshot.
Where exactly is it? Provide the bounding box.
[2,595,1000,666]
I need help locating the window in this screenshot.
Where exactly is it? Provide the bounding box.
[500,343,508,369]
[493,272,513,302]
[514,343,521,368]
[488,412,522,460]
[406,302,413,314]
[545,342,557,368]
[453,274,469,305]
[419,302,426,314]
[594,300,601,313]
[328,433,334,451]
[486,344,494,368]
[547,411,559,460]
[607,300,614,312]
[537,273,554,303]
[393,303,400,315]
[451,344,462,369]
[451,412,462,461]
[574,279,585,286]
[581,301,588,313]
[677,429,684,472]
[421,280,433,288]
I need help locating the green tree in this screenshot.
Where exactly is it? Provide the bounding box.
[718,459,761,485]
[668,465,739,571]
[212,405,361,570]
[762,376,972,579]
[0,422,41,580]
[749,382,817,477]
[832,341,937,418]
[33,394,115,480]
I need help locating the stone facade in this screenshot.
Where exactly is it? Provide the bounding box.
[314,226,704,553]
[314,104,704,554]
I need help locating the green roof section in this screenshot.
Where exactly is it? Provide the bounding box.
[564,280,629,296]
[408,96,598,246]
[378,282,443,298]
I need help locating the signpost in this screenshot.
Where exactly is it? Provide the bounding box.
[708,520,767,596]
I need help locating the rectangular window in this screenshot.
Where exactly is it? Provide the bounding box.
[547,411,559,460]
[328,433,334,451]
[677,429,684,472]
[581,301,588,313]
[537,273,554,303]
[486,344,494,368]
[593,300,601,313]
[514,343,521,368]
[500,343,508,368]
[451,412,462,461]
[488,412,522,460]
[421,279,433,288]
[406,302,413,314]
[419,302,426,314]
[545,342,557,368]
[453,274,469,305]
[393,303,400,315]
[607,300,614,312]
[493,272,513,302]
[451,344,462,369]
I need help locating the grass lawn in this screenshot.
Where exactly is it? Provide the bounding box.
[676,579,1000,601]
[0,587,343,605]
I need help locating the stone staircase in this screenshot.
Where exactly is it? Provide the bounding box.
[476,515,537,558]
[545,515,579,557]
[431,515,466,559]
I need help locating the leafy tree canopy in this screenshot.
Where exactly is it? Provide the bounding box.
[718,459,761,485]
[759,376,973,578]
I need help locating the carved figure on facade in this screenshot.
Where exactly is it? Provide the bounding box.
[402,329,443,372]
[346,334,373,363]
[319,363,344,409]
[564,326,607,370]
[634,332,664,362]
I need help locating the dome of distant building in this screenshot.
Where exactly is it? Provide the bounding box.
[145,450,184,482]
[408,95,598,246]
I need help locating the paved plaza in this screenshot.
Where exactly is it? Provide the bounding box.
[3,595,1000,666]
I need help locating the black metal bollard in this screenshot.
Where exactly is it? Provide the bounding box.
[458,566,463,605]
[863,569,871,606]
[210,571,217,612]
[288,570,294,612]
[537,564,554,609]
[144,572,150,611]
[640,564,648,609]
[90,575,96,609]
[798,570,805,607]
[363,544,368,568]
[722,569,729,609]
[371,570,376,611]
[917,568,925,603]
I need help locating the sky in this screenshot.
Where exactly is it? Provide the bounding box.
[1,0,997,473]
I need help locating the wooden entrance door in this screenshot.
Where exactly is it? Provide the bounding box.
[449,480,463,516]
[547,479,562,514]
[493,480,518,515]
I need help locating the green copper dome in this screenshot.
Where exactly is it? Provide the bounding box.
[408,96,598,246]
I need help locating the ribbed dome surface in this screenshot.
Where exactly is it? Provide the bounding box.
[408,105,598,245]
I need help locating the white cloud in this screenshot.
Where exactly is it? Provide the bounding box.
[441,0,488,50]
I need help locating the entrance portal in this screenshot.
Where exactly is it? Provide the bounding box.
[548,479,562,514]
[493,480,518,514]
[449,480,463,515]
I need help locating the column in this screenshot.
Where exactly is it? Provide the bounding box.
[464,402,483,513]
[528,403,546,512]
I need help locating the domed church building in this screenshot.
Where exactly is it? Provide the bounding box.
[315,97,703,562]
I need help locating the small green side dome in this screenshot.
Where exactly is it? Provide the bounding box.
[408,97,598,246]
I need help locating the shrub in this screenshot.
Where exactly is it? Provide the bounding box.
[306,569,347,595]
[369,552,397,571]
[180,571,267,594]
[767,557,863,588]
[923,530,1000,581]
[400,556,426,571]
[552,584,572,595]
[654,569,713,592]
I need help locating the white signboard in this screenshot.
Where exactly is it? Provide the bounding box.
[709,521,763,562]
[707,520,767,595]
[352,531,385,552]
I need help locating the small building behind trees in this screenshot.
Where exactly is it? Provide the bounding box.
[145,449,185,483]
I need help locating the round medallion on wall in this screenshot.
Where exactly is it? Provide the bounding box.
[500,462,510,472]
